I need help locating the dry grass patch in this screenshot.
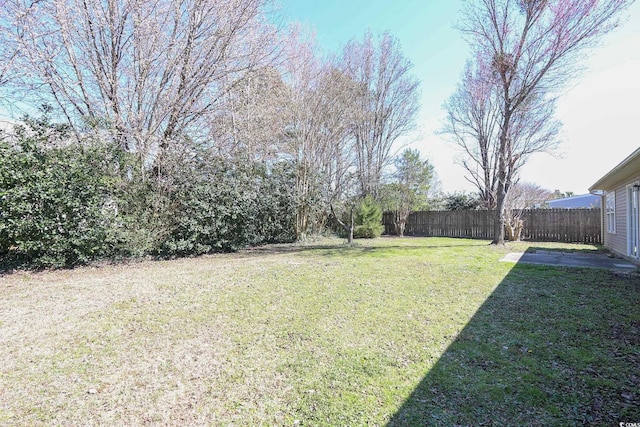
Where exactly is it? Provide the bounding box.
[1,255,298,425]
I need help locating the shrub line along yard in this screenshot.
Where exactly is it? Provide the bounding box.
[1,237,638,425]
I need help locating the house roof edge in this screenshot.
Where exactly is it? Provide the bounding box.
[589,146,640,191]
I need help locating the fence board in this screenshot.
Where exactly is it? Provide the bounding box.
[383,209,601,244]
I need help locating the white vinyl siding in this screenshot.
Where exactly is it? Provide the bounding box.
[606,192,616,233]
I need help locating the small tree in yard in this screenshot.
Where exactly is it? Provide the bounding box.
[332,193,385,243]
[354,195,385,239]
[379,183,413,236]
[379,148,436,236]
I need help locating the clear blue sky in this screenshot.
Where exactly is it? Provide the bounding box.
[277,0,467,125]
[277,0,640,195]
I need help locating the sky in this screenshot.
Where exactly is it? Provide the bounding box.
[277,0,640,195]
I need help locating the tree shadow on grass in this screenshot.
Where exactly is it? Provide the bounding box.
[387,263,640,426]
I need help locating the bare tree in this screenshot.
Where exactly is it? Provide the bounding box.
[0,9,16,99]
[444,57,561,209]
[279,29,356,240]
[0,0,40,111]
[8,0,279,162]
[341,30,420,198]
[503,181,553,240]
[443,59,501,209]
[212,66,289,163]
[454,0,632,244]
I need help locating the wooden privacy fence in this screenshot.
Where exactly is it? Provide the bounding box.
[383,209,602,244]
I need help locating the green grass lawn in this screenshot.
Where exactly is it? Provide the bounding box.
[1,237,638,426]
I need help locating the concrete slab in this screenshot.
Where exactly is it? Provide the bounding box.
[501,251,637,270]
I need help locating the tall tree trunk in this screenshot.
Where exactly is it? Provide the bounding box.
[492,134,508,245]
[492,187,506,245]
[348,210,354,245]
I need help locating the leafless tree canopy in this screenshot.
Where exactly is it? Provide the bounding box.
[505,181,553,210]
[0,1,32,110]
[443,58,561,209]
[213,66,289,162]
[447,0,632,243]
[7,0,279,159]
[341,31,420,198]
[443,59,501,209]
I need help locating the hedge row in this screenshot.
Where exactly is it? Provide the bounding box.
[0,120,296,268]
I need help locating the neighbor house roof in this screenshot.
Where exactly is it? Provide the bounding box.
[589,147,640,191]
[547,194,601,209]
